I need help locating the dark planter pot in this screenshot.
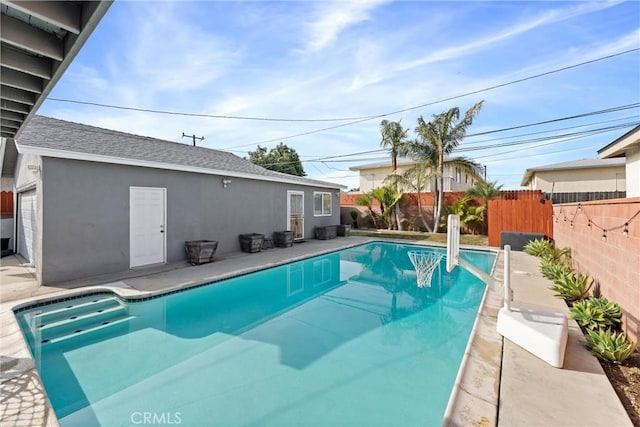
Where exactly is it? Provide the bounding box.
[273,231,294,248]
[314,225,338,240]
[337,225,351,237]
[239,233,265,253]
[185,240,218,265]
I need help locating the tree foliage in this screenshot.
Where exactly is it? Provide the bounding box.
[409,101,484,232]
[465,181,503,205]
[380,120,410,230]
[247,143,306,176]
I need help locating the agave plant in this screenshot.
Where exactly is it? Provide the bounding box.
[523,238,553,257]
[541,247,572,268]
[550,272,593,302]
[570,298,622,330]
[540,258,572,281]
[585,329,637,364]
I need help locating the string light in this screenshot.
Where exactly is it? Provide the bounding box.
[557,205,637,240]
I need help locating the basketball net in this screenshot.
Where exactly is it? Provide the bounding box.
[408,251,444,287]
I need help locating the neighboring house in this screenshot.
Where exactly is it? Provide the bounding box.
[598,125,640,198]
[3,116,344,285]
[520,158,626,203]
[349,157,483,193]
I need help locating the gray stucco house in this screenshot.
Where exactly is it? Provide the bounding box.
[7,116,344,285]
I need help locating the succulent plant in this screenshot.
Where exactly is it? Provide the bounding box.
[570,297,622,330]
[550,272,593,302]
[524,238,554,257]
[585,329,637,364]
[540,259,573,281]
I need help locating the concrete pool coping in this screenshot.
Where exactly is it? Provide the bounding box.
[0,237,632,426]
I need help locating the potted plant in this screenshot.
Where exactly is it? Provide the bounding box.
[185,240,218,265]
[273,230,294,247]
[350,210,359,228]
[239,233,265,253]
[337,224,351,236]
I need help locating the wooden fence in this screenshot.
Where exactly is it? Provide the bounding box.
[487,190,553,246]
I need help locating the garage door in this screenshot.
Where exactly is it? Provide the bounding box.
[17,190,36,264]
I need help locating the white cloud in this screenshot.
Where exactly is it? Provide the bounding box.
[298,0,389,53]
[397,0,626,72]
[39,0,639,190]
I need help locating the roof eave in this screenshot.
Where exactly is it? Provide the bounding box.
[520,170,533,187]
[598,125,640,159]
[16,144,346,190]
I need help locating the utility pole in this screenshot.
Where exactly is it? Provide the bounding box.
[182,132,204,147]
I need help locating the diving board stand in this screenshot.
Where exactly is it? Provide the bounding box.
[446,215,568,368]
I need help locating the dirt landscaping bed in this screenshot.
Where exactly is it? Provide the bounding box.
[602,350,640,425]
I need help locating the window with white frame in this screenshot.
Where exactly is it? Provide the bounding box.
[313,192,332,216]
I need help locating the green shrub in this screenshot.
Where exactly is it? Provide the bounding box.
[585,329,637,364]
[570,298,622,330]
[523,238,553,257]
[550,272,593,302]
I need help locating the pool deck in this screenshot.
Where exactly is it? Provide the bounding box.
[0,237,632,427]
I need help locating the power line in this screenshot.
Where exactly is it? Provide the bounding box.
[463,115,637,144]
[250,120,637,169]
[44,48,639,145]
[463,104,639,141]
[456,122,639,153]
[483,143,603,164]
[220,48,640,149]
[474,133,611,160]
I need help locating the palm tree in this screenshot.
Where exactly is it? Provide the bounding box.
[466,180,503,234]
[371,185,404,230]
[386,161,434,232]
[355,193,379,229]
[465,180,503,205]
[380,120,410,230]
[413,101,484,232]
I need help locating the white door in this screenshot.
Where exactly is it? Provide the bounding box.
[17,190,36,264]
[130,187,166,268]
[287,191,304,240]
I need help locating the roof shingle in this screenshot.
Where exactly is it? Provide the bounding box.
[17,116,342,189]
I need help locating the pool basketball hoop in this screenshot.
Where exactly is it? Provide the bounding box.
[407,251,443,287]
[446,214,460,272]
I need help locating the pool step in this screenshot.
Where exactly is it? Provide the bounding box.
[38,305,129,341]
[41,315,136,346]
[36,296,122,324]
[23,295,136,347]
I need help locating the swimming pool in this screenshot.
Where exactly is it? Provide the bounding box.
[16,241,496,426]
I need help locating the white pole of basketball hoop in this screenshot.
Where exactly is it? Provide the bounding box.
[446,214,495,285]
[503,245,512,311]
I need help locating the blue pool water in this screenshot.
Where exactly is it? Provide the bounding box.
[17,242,495,427]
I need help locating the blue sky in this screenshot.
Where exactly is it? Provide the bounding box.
[39,0,640,189]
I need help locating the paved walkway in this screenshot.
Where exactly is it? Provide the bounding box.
[0,237,632,426]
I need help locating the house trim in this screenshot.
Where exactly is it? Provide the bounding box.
[598,125,640,158]
[17,144,343,190]
[521,158,625,187]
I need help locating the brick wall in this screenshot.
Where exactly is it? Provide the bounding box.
[340,192,472,230]
[553,198,640,343]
